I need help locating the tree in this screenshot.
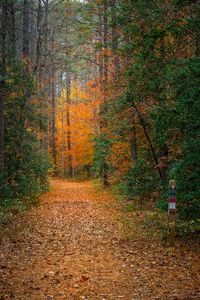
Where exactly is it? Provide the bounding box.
[0,0,7,170]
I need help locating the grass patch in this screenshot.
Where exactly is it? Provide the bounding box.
[123,203,136,212]
[0,194,40,226]
[0,199,25,225]
[142,211,168,239]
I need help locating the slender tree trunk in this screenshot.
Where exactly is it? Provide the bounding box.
[44,0,49,53]
[66,62,73,177]
[23,0,30,63]
[34,0,42,75]
[98,4,104,85]
[51,67,57,170]
[130,121,137,163]
[43,0,49,152]
[102,1,109,186]
[29,2,35,64]
[10,3,16,62]
[0,0,7,170]
[66,4,73,178]
[133,102,163,183]
[111,0,120,75]
[195,3,200,57]
[103,0,108,95]
[61,94,65,177]
[73,80,79,178]
[97,2,109,185]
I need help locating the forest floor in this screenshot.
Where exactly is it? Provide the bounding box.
[0,179,200,300]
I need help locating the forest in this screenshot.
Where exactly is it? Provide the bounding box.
[1,0,200,226]
[0,0,200,299]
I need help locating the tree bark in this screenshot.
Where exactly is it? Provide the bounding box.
[98,4,104,84]
[0,0,7,170]
[103,0,108,94]
[61,92,66,177]
[111,0,120,74]
[133,102,163,183]
[102,1,109,186]
[66,62,73,177]
[130,121,137,163]
[195,3,200,57]
[43,0,50,152]
[51,66,57,170]
[66,6,73,178]
[10,2,16,62]
[34,0,42,75]
[23,0,30,62]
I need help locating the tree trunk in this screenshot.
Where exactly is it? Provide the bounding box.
[10,3,16,62]
[51,67,57,170]
[130,121,137,163]
[43,0,50,152]
[66,6,73,178]
[61,93,66,177]
[34,0,42,75]
[133,102,163,183]
[103,0,108,96]
[195,3,200,57]
[102,1,109,186]
[0,0,7,170]
[98,4,104,84]
[23,0,30,63]
[66,62,73,178]
[111,0,120,75]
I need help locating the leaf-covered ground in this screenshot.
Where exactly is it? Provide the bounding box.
[0,179,200,300]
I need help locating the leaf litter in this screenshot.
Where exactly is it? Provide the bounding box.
[0,179,200,300]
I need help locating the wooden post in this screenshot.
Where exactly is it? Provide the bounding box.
[168,180,177,247]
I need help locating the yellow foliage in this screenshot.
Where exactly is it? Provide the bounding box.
[55,82,97,173]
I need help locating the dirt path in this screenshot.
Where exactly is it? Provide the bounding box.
[0,180,200,300]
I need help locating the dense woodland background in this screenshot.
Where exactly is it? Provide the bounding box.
[0,0,200,229]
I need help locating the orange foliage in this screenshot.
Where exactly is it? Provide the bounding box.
[55,82,98,173]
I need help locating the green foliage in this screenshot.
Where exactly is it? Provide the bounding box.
[123,203,135,212]
[171,58,200,221]
[156,192,168,212]
[93,0,200,228]
[93,133,112,178]
[116,160,159,200]
[0,62,50,209]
